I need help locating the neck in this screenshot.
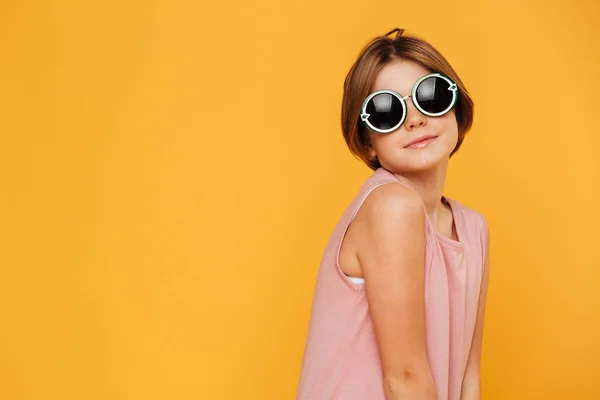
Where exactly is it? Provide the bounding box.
[388,159,450,223]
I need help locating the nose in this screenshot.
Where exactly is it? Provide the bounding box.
[404,96,427,130]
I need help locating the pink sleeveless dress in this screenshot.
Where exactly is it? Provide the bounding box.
[297,167,489,400]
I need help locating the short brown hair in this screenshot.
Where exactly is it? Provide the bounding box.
[341,28,475,171]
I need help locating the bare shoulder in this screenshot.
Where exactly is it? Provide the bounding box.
[354,182,427,258]
[360,183,425,220]
[350,182,426,241]
[338,183,425,278]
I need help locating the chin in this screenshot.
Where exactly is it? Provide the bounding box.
[402,150,450,170]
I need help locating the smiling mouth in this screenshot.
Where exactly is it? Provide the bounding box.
[404,136,438,149]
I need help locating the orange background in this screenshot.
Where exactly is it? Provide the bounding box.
[1,0,599,398]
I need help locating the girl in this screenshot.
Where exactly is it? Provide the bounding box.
[297,28,490,400]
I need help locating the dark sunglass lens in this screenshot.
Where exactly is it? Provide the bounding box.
[365,92,404,130]
[415,77,454,114]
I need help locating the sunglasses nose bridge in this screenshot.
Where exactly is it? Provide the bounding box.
[402,94,418,113]
[401,94,417,110]
[399,94,414,113]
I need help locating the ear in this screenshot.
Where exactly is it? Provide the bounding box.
[368,145,376,159]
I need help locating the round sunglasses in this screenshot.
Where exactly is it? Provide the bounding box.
[359,73,458,134]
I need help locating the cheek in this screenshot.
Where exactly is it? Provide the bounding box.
[378,133,404,152]
[436,113,459,135]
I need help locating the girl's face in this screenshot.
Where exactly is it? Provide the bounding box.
[367,58,459,173]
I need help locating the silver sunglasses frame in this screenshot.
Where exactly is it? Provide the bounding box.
[359,73,458,134]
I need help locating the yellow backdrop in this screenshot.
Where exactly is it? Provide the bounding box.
[1,0,599,398]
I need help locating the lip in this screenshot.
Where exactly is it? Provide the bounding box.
[404,135,438,148]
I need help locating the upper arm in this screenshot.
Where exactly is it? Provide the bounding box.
[462,215,491,387]
[352,183,433,388]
